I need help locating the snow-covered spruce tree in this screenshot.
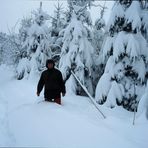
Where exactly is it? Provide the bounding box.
[0,32,22,66]
[19,17,33,47]
[91,5,106,91]
[0,19,31,67]
[59,4,94,96]
[50,2,67,62]
[66,0,94,23]
[93,18,105,55]
[95,1,148,111]
[16,2,52,80]
[10,17,33,68]
[137,1,148,118]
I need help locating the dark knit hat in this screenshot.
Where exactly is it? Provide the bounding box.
[46,59,55,68]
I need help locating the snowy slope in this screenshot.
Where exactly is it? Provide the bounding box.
[0,65,148,148]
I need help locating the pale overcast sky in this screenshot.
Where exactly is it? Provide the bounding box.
[0,0,113,33]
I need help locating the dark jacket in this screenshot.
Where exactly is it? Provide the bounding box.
[37,68,66,99]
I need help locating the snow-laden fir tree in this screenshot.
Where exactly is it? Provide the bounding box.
[91,4,107,91]
[137,1,148,118]
[50,2,67,63]
[0,18,32,67]
[16,2,52,80]
[19,17,33,47]
[92,18,105,55]
[59,4,95,96]
[95,0,148,111]
[66,0,94,24]
[51,2,66,37]
[0,32,22,66]
[12,17,33,67]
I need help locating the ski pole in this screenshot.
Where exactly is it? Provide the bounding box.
[71,70,106,119]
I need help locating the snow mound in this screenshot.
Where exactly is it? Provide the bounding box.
[0,65,148,148]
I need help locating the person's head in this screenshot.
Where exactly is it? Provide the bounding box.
[46,59,55,69]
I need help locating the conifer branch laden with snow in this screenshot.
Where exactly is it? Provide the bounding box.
[95,0,148,112]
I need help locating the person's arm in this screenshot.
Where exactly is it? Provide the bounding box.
[59,72,66,96]
[37,73,45,96]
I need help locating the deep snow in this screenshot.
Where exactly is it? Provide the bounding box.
[0,64,148,148]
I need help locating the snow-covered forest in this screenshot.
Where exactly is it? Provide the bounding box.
[0,0,148,147]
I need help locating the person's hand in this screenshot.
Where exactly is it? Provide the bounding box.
[62,93,65,97]
[37,92,40,96]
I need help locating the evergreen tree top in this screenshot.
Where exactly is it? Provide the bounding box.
[32,2,50,26]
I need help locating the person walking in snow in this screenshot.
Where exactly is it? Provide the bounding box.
[37,59,66,105]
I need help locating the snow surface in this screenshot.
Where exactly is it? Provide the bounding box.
[0,64,148,148]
